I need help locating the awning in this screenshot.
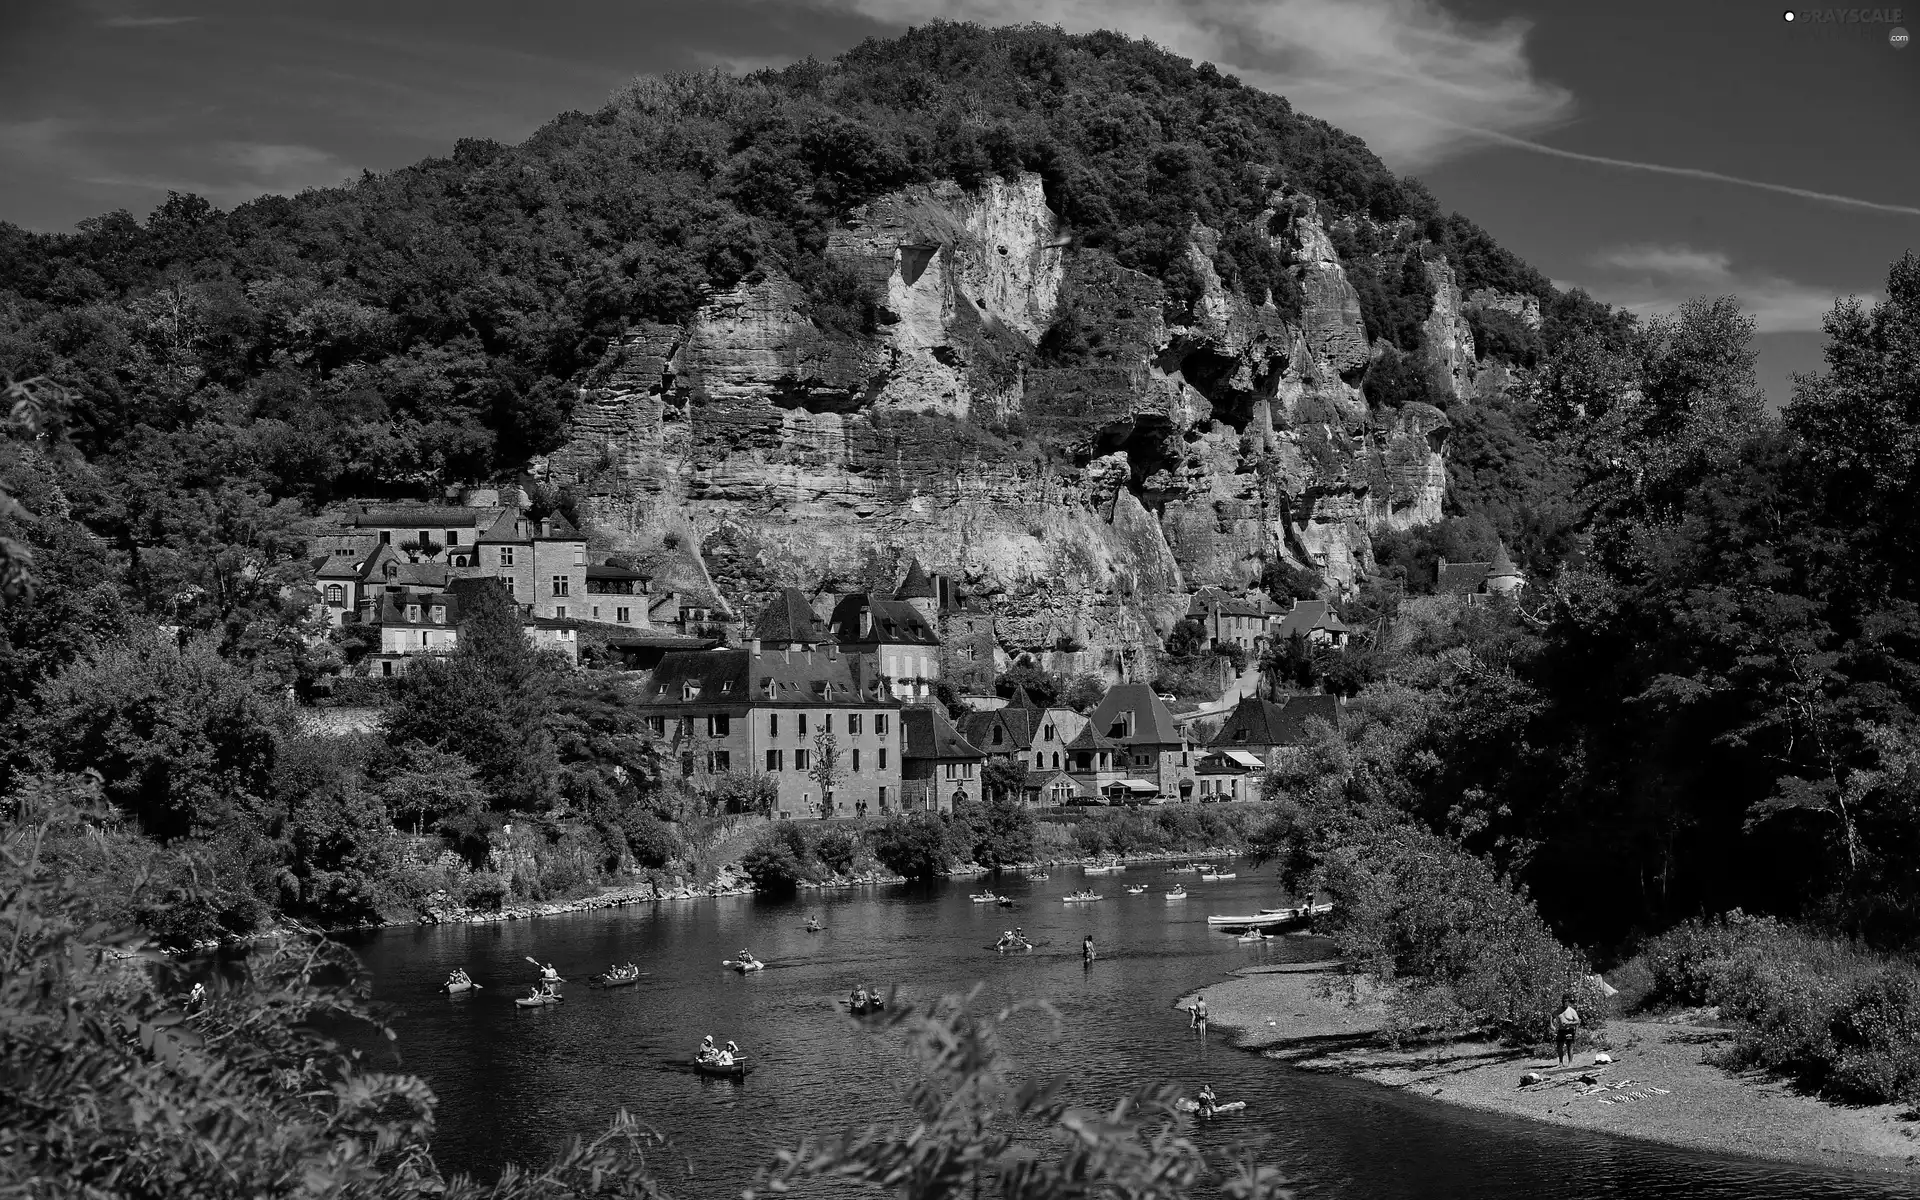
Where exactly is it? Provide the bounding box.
[1221,751,1265,769]
[1108,779,1156,794]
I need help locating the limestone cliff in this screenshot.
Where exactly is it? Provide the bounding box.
[550,172,1460,680]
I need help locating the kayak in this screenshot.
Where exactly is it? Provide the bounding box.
[693,1057,751,1078]
[1175,1098,1246,1115]
[723,959,765,973]
[515,993,564,1008]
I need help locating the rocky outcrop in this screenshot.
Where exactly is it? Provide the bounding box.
[550,174,1457,680]
[1422,257,1477,402]
[1465,288,1542,331]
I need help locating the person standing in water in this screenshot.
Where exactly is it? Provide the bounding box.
[1190,994,1209,1035]
[1083,934,1096,963]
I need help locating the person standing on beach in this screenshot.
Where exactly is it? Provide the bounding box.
[1190,994,1209,1035]
[1551,992,1582,1065]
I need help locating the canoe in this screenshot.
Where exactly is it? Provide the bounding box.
[1027,872,1050,881]
[592,972,643,988]
[1198,872,1237,881]
[1175,1098,1246,1115]
[1062,893,1102,903]
[847,998,887,1014]
[1237,932,1270,943]
[1165,889,1187,900]
[442,978,480,994]
[515,993,564,1008]
[693,1057,751,1078]
[1126,885,1148,894]
[722,959,765,973]
[969,893,1001,903]
[994,940,1034,953]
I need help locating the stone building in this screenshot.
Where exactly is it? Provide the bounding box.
[636,645,904,820]
[1209,693,1342,773]
[826,592,941,703]
[1074,684,1199,803]
[1188,588,1267,654]
[899,705,986,813]
[1269,599,1353,649]
[1436,541,1526,603]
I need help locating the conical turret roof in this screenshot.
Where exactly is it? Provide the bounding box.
[1488,541,1521,578]
[752,587,832,644]
[894,557,937,600]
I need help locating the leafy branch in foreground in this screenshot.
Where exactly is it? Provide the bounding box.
[751,989,1291,1200]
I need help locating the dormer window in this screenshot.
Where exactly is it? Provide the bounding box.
[1234,729,1248,742]
[430,605,446,624]
[991,727,1003,745]
[406,604,421,622]
[720,680,733,694]
[859,607,873,637]
[682,682,700,700]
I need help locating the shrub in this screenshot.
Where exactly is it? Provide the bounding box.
[866,812,954,880]
[741,823,820,896]
[816,828,861,875]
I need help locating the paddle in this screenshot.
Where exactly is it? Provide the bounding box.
[524,955,564,983]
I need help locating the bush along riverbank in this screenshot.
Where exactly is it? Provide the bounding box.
[1185,957,1920,1175]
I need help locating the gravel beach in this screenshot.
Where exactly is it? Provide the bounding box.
[1181,959,1920,1176]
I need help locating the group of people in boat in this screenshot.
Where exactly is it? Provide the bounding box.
[602,962,639,982]
[848,983,885,1010]
[525,961,562,1002]
[994,927,1031,951]
[697,1035,743,1067]
[444,968,473,991]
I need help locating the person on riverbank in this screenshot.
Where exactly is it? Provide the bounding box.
[1190,995,1209,1035]
[1551,992,1582,1065]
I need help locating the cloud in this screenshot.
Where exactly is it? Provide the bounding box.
[1578,245,1872,333]
[75,141,357,209]
[763,0,1574,168]
[97,14,199,27]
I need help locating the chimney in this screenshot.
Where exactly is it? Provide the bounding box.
[749,638,762,656]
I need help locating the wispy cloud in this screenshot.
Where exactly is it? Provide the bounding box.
[79,140,356,206]
[1577,245,1872,333]
[764,0,1574,168]
[98,14,200,28]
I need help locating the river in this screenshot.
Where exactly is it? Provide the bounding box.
[340,867,1920,1199]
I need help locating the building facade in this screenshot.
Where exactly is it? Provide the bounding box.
[899,705,985,813]
[636,646,904,820]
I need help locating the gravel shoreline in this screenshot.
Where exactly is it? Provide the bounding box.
[1181,959,1920,1177]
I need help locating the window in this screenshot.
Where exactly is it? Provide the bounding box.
[945,763,958,780]
[430,605,445,624]
[646,715,665,735]
[1234,729,1248,742]
[794,749,811,771]
[418,530,431,548]
[1034,752,1043,768]
[679,753,694,777]
[406,604,421,622]
[500,546,514,566]
[766,749,783,771]
[878,748,887,769]
[682,683,699,700]
[1052,752,1060,769]
[769,714,779,738]
[719,681,733,694]
[450,531,462,545]
[617,607,630,623]
[592,606,600,619]
[824,714,833,735]
[381,660,393,677]
[708,715,730,738]
[876,714,888,737]
[678,716,693,737]
[796,714,807,737]
[1044,723,1056,741]
[420,631,429,647]
[552,576,569,596]
[848,713,862,735]
[991,727,1003,745]
[852,749,861,772]
[878,786,889,808]
[324,584,344,604]
[555,606,567,619]
[708,750,730,773]
[380,531,391,545]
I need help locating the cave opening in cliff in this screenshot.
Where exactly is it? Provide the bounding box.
[1094,414,1183,514]
[1162,345,1280,433]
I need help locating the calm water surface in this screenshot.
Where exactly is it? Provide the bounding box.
[341,867,1920,1199]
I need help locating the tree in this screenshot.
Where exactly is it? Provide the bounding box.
[810,728,840,818]
[981,757,1029,804]
[866,812,954,880]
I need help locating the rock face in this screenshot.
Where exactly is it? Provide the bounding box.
[550,173,1454,680]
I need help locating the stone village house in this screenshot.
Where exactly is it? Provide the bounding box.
[1196,693,1343,800]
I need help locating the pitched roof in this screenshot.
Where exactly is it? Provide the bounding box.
[1190,587,1263,618]
[826,593,940,648]
[476,509,529,544]
[1209,694,1341,750]
[315,555,362,580]
[901,705,985,761]
[958,705,1036,754]
[1004,684,1042,711]
[605,632,720,651]
[752,587,833,645]
[348,505,486,528]
[894,557,937,600]
[1437,560,1492,595]
[1488,541,1521,578]
[1065,723,1119,751]
[586,563,651,582]
[1273,599,1351,639]
[1085,684,1185,745]
[638,648,890,707]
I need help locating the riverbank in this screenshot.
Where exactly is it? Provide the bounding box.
[1183,960,1920,1176]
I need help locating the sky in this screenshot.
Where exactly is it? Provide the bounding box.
[3,0,1917,406]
